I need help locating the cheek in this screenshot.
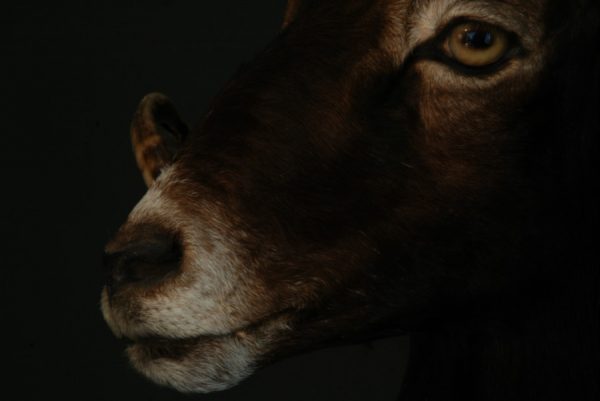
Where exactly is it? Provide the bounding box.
[409,81,532,190]
[420,87,490,134]
[415,75,535,148]
[410,56,544,137]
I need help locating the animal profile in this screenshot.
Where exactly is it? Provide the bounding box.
[101,0,599,400]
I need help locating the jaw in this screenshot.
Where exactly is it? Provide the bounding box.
[100,282,297,392]
[122,312,293,393]
[101,279,395,393]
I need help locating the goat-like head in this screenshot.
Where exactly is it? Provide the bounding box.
[101,0,597,393]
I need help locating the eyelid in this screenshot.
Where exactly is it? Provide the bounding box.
[436,17,517,47]
[409,17,525,76]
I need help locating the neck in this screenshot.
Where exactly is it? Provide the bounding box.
[398,270,600,401]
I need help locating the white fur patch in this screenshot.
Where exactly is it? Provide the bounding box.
[128,337,254,393]
[127,166,180,226]
[126,312,291,392]
[401,0,541,56]
[408,0,458,48]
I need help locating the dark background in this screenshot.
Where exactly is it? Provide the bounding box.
[3,2,408,400]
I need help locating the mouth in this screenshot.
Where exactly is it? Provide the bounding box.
[116,310,295,393]
[121,309,295,362]
[123,335,207,360]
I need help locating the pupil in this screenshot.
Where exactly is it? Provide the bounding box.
[462,28,494,49]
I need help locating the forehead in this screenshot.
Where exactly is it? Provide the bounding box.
[397,0,546,17]
[408,0,545,11]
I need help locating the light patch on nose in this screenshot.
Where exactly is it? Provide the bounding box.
[102,164,275,341]
[127,166,182,228]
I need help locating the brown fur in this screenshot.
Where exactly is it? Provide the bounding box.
[103,0,599,399]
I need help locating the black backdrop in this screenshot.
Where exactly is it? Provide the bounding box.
[3,2,408,400]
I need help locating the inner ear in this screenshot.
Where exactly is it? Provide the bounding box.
[130,92,189,187]
[282,0,303,29]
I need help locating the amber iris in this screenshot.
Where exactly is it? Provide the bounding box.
[447,22,509,67]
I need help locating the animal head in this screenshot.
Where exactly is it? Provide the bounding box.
[101,0,598,394]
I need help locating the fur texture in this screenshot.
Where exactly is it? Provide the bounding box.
[102,0,599,399]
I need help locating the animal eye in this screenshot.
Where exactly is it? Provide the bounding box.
[444,22,510,67]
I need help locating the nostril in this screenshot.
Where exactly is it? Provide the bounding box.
[122,240,182,283]
[103,229,182,293]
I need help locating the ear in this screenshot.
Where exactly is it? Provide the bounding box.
[282,0,303,29]
[130,93,188,187]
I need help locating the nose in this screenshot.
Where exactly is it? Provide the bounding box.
[103,224,182,295]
